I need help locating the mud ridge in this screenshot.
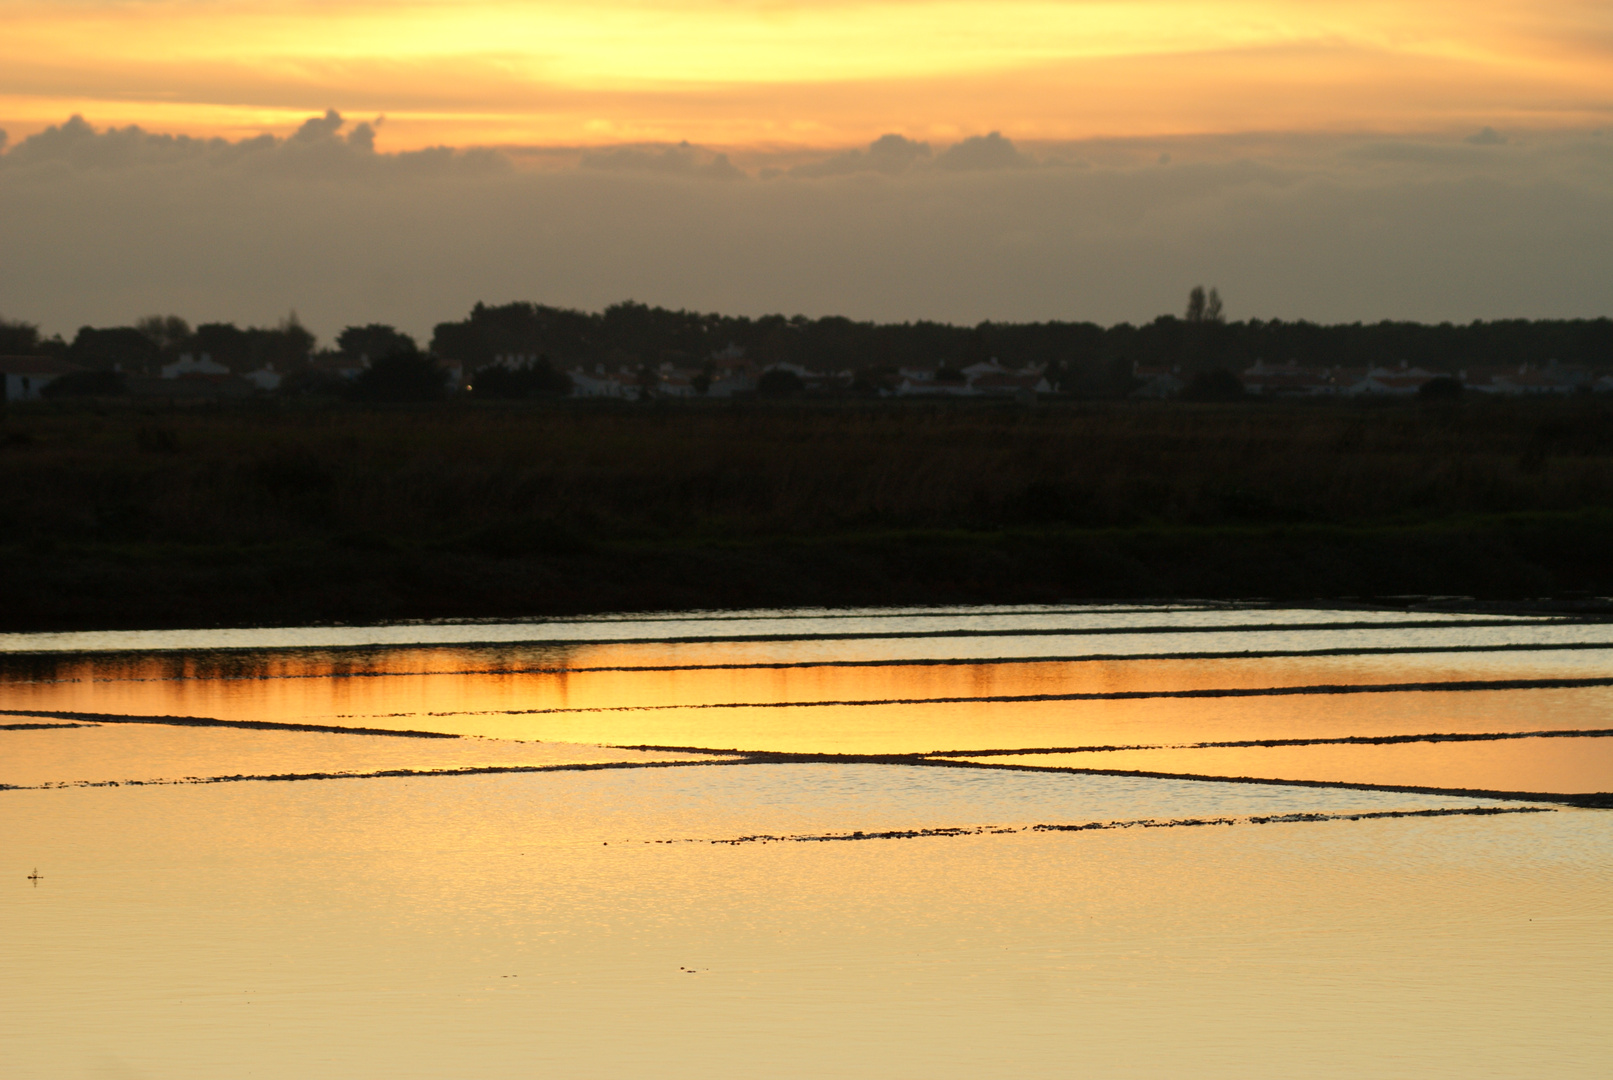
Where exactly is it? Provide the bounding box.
[1,756,750,791]
[437,675,1613,716]
[926,728,1613,757]
[0,708,458,739]
[910,757,1613,808]
[0,722,96,730]
[683,805,1554,844]
[597,747,1613,806]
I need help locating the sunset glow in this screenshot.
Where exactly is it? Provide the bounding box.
[3,0,1609,148]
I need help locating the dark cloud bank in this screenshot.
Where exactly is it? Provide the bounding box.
[1,112,1609,342]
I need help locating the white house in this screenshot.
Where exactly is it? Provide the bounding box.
[705,370,758,397]
[897,377,975,396]
[0,356,84,400]
[569,366,635,398]
[244,364,282,391]
[1339,363,1438,396]
[972,372,1052,398]
[1132,364,1185,398]
[1487,363,1588,395]
[161,353,231,379]
[1240,361,1335,396]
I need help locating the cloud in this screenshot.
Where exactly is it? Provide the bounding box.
[346,121,378,153]
[1,116,1610,345]
[579,142,743,180]
[790,134,933,177]
[4,0,1611,150]
[0,111,504,178]
[292,109,345,143]
[934,131,1031,171]
[1467,126,1508,146]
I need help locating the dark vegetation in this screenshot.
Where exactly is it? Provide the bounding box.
[1,395,1611,630]
[5,299,1612,396]
[424,300,1613,382]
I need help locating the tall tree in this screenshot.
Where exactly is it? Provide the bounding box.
[1185,286,1207,323]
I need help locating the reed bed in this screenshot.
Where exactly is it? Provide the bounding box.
[3,397,1610,627]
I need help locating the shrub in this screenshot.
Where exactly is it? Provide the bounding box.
[1418,376,1464,402]
[757,368,805,397]
[347,352,450,402]
[41,370,127,397]
[1182,368,1244,401]
[471,357,572,399]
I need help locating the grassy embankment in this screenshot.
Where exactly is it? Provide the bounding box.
[2,396,1612,629]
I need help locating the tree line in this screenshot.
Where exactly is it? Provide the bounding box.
[3,293,1610,401]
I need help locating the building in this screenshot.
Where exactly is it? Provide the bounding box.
[1132,364,1185,399]
[0,356,84,400]
[1339,363,1438,396]
[971,372,1052,399]
[1486,362,1588,395]
[569,366,636,398]
[244,364,282,391]
[1240,361,1334,396]
[897,370,974,396]
[161,353,231,379]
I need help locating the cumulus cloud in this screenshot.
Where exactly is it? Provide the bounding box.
[790,134,933,177]
[934,131,1031,170]
[0,111,503,177]
[1,115,1610,343]
[292,109,346,143]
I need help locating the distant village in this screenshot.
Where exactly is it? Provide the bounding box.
[3,298,1611,403]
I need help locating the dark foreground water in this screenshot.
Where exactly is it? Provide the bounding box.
[3,605,1610,1077]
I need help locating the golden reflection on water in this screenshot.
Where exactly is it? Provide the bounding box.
[5,647,1612,759]
[962,736,1613,796]
[7,612,1612,1080]
[5,773,1609,1079]
[0,724,720,789]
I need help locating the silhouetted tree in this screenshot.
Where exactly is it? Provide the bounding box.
[1186,287,1206,323]
[135,315,191,351]
[757,368,805,396]
[41,370,127,397]
[0,318,42,355]
[691,362,715,395]
[1185,286,1224,324]
[1182,367,1244,401]
[347,352,449,401]
[428,298,1612,385]
[337,324,416,362]
[264,314,316,369]
[1418,376,1464,402]
[69,326,162,372]
[471,355,572,398]
[277,369,350,397]
[188,323,250,369]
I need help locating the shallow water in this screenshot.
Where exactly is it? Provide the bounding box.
[4,605,1610,1077]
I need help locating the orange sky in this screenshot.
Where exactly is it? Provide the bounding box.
[2,0,1609,150]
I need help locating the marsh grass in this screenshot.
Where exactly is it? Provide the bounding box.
[2,396,1611,627]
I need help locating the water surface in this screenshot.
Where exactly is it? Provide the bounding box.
[5,605,1609,1077]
